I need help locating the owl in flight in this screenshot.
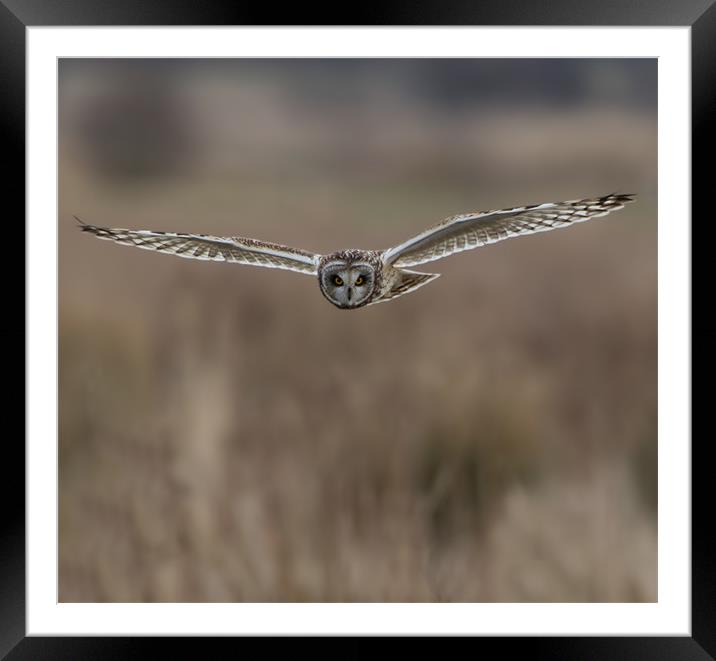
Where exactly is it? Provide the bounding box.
[78,193,634,310]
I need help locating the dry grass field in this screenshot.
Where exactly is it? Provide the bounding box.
[58,59,657,602]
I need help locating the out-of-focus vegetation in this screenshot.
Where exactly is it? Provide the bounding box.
[59,59,657,602]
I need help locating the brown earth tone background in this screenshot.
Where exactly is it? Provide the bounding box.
[59,59,657,602]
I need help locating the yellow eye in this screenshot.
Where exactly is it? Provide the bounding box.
[333,275,343,286]
[355,276,364,286]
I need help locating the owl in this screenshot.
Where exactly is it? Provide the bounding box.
[78,193,634,309]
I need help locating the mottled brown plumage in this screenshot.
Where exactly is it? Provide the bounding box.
[78,192,634,309]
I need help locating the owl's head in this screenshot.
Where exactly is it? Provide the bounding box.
[318,252,378,309]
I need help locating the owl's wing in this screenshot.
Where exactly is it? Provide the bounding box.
[382,193,635,269]
[77,218,320,275]
[367,269,441,306]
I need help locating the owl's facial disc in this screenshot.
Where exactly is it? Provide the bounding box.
[320,261,375,309]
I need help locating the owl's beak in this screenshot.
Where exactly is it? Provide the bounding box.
[347,287,353,301]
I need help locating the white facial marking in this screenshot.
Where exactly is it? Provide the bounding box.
[320,261,375,309]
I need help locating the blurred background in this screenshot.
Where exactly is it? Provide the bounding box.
[59,59,657,602]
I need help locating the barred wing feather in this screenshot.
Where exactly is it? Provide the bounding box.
[383,193,635,269]
[77,219,319,276]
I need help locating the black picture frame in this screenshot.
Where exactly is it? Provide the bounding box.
[7,1,707,657]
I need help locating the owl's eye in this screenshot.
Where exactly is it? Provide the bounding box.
[355,276,365,286]
[333,275,344,286]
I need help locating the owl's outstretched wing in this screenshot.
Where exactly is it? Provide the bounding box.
[382,193,635,269]
[77,218,320,275]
